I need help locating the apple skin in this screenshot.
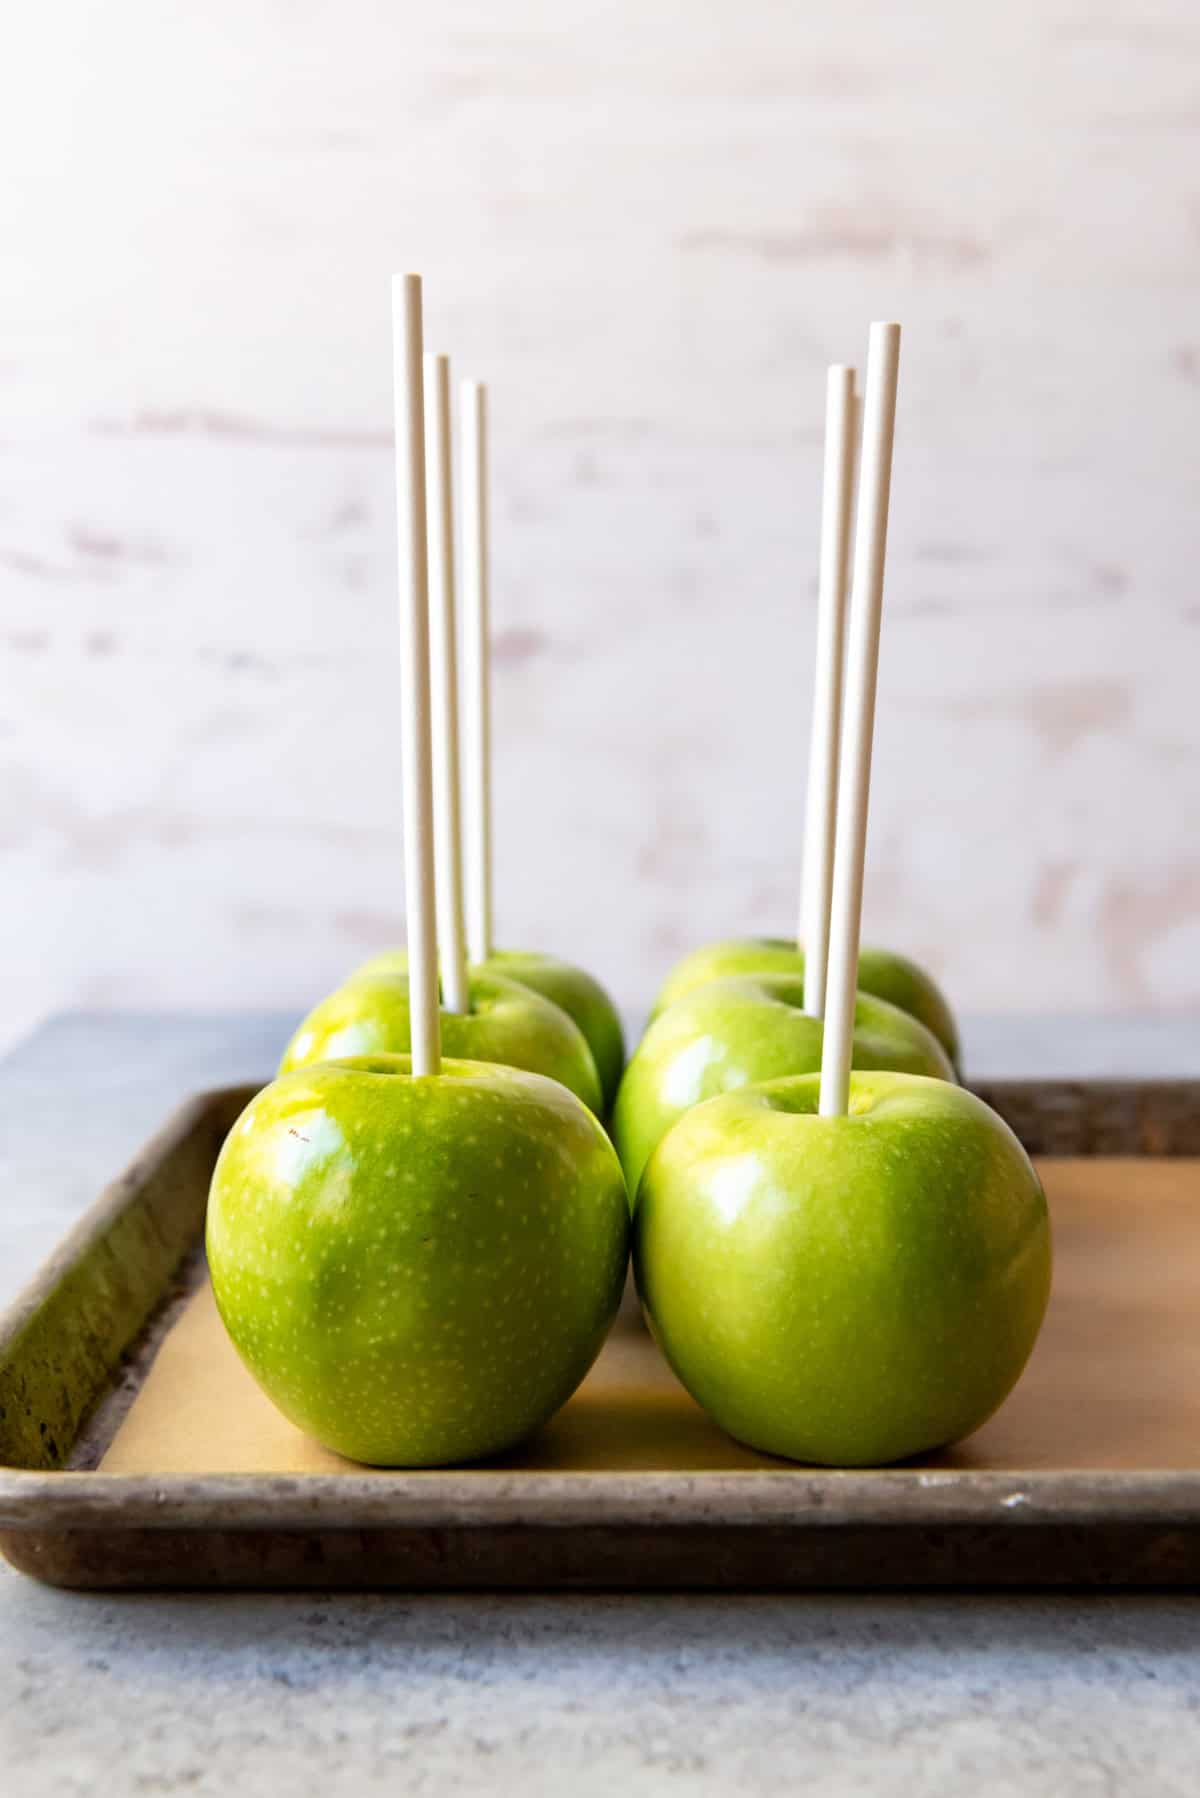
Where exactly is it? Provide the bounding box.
[633,1071,1051,1466]
[612,974,955,1196]
[486,951,625,1111]
[355,947,625,1110]
[280,969,604,1117]
[207,1055,630,1466]
[652,937,961,1075]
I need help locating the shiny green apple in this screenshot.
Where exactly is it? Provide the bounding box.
[634,1071,1051,1466]
[652,937,961,1074]
[280,968,603,1116]
[613,974,954,1196]
[355,947,625,1109]
[207,1055,629,1466]
[486,951,625,1110]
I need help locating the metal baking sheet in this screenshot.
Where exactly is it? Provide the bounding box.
[2,1079,1198,1590]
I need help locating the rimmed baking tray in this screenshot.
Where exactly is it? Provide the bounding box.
[1,1078,1198,1589]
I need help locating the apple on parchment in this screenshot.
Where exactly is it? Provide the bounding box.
[633,1071,1051,1466]
[353,947,625,1110]
[613,973,954,1196]
[209,1056,629,1466]
[280,968,604,1117]
[634,323,1050,1466]
[209,278,630,1472]
[651,937,961,1076]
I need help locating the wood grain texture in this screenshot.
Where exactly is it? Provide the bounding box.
[1,4,1199,1037]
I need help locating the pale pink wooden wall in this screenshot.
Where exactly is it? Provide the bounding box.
[2,2,1198,1041]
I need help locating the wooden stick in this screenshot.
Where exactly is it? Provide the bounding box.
[460,379,494,965]
[424,351,471,1014]
[801,364,857,1018]
[819,324,901,1117]
[391,275,441,1076]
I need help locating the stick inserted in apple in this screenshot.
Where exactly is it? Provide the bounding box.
[612,971,952,1197]
[633,324,1051,1466]
[327,375,626,1109]
[316,377,629,1107]
[280,354,606,1115]
[611,363,951,1194]
[647,365,960,1072]
[206,276,630,1467]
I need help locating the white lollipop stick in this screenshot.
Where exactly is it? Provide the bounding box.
[424,352,471,1015]
[819,323,901,1118]
[801,365,858,1018]
[391,275,441,1077]
[460,379,493,965]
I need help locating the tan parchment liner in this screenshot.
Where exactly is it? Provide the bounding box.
[101,1159,1200,1476]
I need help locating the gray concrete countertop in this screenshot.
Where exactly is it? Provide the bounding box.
[3,1011,1199,1796]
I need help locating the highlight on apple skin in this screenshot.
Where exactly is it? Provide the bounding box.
[208,1055,630,1467]
[633,1070,1052,1468]
[352,946,625,1111]
[279,968,604,1117]
[613,973,955,1198]
[651,937,962,1075]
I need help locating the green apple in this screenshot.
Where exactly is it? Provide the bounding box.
[653,937,961,1074]
[634,1070,1051,1466]
[207,1055,629,1466]
[353,948,625,1110]
[487,951,625,1110]
[280,969,604,1116]
[613,974,954,1196]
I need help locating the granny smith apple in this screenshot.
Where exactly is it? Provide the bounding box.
[486,951,624,1110]
[353,947,625,1109]
[613,974,954,1195]
[207,1055,629,1466]
[653,937,961,1074]
[634,1070,1051,1466]
[280,969,604,1116]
